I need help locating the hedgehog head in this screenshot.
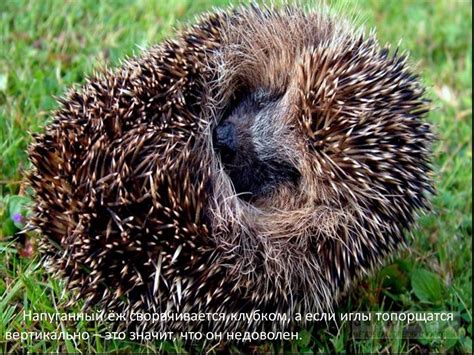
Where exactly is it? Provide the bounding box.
[213,90,300,200]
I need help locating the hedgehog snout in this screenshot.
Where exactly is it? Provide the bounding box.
[213,120,238,161]
[213,93,300,200]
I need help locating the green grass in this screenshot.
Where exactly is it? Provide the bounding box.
[0,0,471,353]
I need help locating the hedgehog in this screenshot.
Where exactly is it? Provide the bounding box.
[28,4,434,339]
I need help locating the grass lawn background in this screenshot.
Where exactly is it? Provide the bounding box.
[0,0,471,353]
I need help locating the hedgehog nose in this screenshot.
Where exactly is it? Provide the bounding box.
[214,120,237,157]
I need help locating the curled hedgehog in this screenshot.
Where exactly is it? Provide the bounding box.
[28,4,434,336]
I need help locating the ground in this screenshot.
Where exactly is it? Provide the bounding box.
[0,0,472,353]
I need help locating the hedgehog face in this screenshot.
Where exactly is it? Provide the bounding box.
[213,91,300,201]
